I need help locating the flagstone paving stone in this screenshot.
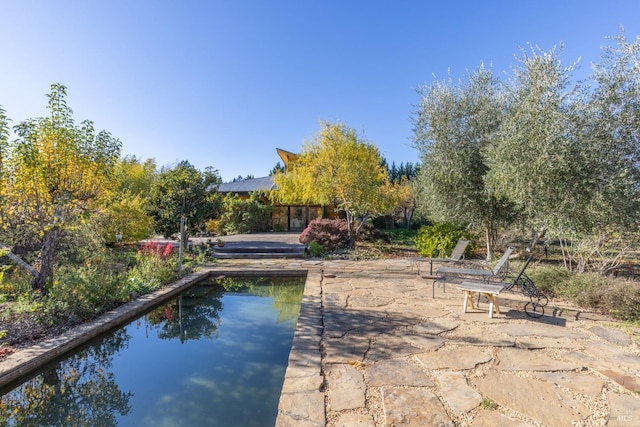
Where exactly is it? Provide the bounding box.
[434,371,483,415]
[415,346,493,370]
[444,322,516,347]
[494,322,590,339]
[365,334,423,362]
[495,347,581,371]
[382,387,454,427]
[407,318,460,335]
[607,393,640,426]
[562,350,640,393]
[583,341,640,372]
[590,325,634,347]
[515,336,588,349]
[533,371,606,397]
[333,412,376,427]
[366,358,435,387]
[474,370,592,427]
[401,330,446,350]
[326,363,366,412]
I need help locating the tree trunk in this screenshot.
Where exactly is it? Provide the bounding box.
[484,226,494,261]
[33,227,59,292]
[345,211,354,249]
[405,207,415,229]
[0,242,38,277]
[177,215,186,277]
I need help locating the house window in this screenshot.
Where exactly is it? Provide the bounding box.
[291,207,305,230]
[272,207,288,231]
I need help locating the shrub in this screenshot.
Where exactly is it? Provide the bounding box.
[415,222,474,258]
[526,265,573,297]
[49,262,130,322]
[205,219,218,234]
[307,241,325,257]
[386,228,418,246]
[299,219,350,252]
[216,192,272,234]
[527,265,640,321]
[127,245,178,294]
[598,280,640,321]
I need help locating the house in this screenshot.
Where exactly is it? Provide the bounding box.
[217,148,329,231]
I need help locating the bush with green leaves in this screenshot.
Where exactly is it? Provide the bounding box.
[415,222,474,258]
[127,242,178,294]
[48,262,130,322]
[386,228,418,246]
[216,192,272,234]
[307,241,325,257]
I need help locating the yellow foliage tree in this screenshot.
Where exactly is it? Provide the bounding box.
[273,121,391,247]
[95,191,154,245]
[0,84,121,291]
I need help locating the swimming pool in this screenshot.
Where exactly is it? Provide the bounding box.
[0,275,306,426]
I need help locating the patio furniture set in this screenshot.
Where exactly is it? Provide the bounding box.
[415,240,548,318]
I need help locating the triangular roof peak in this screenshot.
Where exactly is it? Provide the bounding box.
[276,148,299,169]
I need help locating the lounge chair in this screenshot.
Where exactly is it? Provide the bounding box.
[455,251,549,318]
[415,239,470,276]
[436,246,515,280]
[502,253,548,317]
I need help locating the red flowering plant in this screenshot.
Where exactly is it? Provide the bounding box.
[140,241,174,260]
[128,241,178,294]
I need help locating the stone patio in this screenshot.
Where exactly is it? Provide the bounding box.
[240,257,640,427]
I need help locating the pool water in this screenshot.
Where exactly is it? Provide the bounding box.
[0,275,306,427]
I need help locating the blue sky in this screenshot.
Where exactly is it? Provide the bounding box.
[1,1,639,182]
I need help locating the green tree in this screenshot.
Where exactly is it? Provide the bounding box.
[413,65,515,259]
[95,192,154,245]
[484,38,640,271]
[269,161,285,176]
[0,84,121,291]
[579,30,640,231]
[273,121,391,247]
[148,161,221,245]
[484,45,582,237]
[216,191,272,234]
[115,155,158,196]
[231,174,255,182]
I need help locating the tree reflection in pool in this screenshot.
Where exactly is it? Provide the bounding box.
[0,275,305,427]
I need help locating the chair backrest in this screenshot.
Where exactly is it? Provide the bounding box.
[448,240,470,261]
[511,253,534,283]
[491,247,515,276]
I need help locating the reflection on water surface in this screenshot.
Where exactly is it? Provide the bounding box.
[0,275,305,427]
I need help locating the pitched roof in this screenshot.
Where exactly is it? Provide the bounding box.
[217,176,276,194]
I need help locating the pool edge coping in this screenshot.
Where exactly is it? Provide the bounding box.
[276,269,326,426]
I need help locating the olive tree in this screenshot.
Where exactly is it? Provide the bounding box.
[413,65,515,260]
[485,37,640,271]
